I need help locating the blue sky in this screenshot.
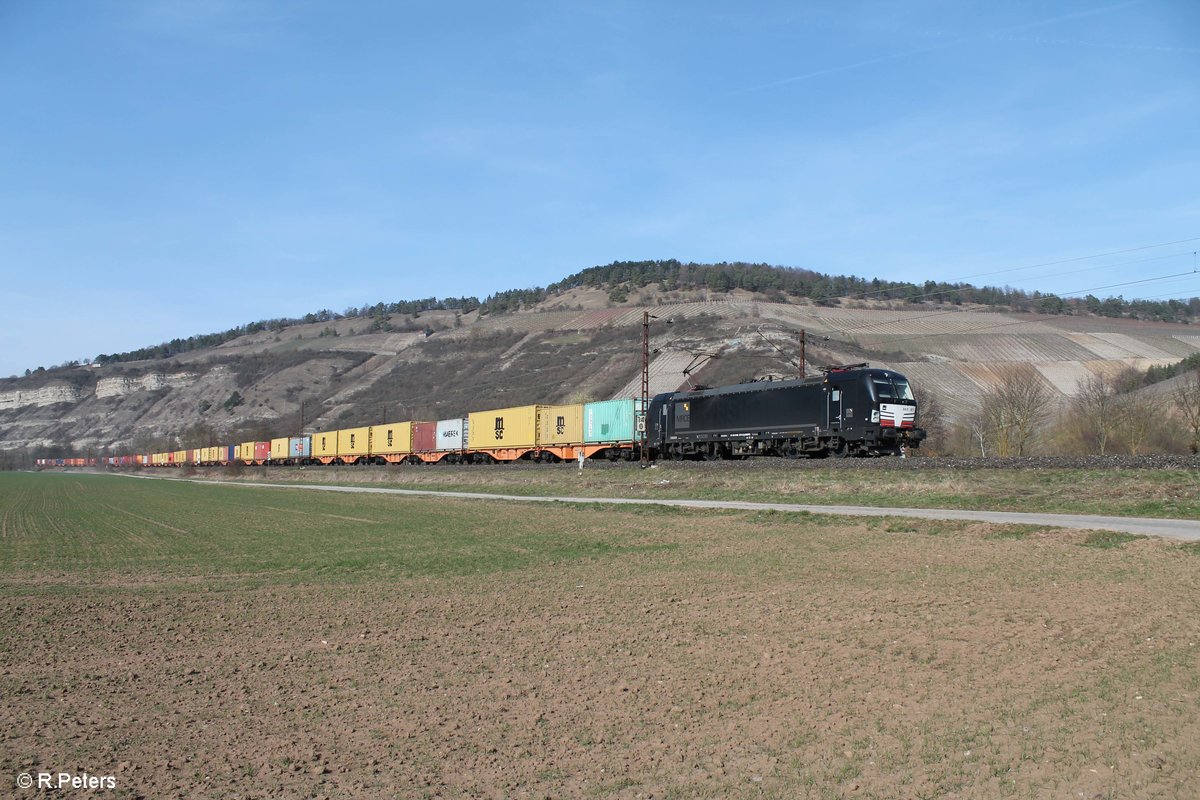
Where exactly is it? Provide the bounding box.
[2,1,1197,377]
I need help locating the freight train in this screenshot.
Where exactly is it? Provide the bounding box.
[35,365,924,469]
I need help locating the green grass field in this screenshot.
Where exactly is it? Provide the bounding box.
[0,472,680,583]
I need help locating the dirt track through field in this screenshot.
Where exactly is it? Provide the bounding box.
[142,475,1200,541]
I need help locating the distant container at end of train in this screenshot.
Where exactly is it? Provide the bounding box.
[646,365,925,460]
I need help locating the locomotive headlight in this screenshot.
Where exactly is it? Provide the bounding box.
[871,410,880,423]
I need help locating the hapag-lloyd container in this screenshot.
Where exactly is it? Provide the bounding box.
[435,418,468,451]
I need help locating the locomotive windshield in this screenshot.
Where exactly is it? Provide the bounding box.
[871,376,915,402]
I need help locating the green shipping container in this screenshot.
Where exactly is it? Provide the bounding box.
[583,399,641,443]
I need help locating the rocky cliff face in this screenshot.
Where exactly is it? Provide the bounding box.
[0,384,85,410]
[94,372,199,398]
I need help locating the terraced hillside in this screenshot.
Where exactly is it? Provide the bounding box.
[1,287,1197,456]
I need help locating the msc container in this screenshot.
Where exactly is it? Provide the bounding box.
[338,426,371,458]
[435,418,467,451]
[373,421,413,455]
[584,399,640,443]
[312,430,338,459]
[270,437,289,460]
[289,436,311,458]
[412,421,438,451]
[537,404,584,446]
[468,405,540,450]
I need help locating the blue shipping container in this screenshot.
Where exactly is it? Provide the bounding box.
[583,399,641,443]
[289,436,312,458]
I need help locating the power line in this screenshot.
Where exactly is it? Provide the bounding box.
[810,236,1200,307]
[821,275,1199,355]
[938,236,1200,286]
[830,269,1200,341]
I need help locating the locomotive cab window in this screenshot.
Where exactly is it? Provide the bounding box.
[871,378,914,402]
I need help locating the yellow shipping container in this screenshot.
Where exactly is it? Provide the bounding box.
[312,430,339,459]
[337,426,372,457]
[239,441,256,462]
[174,449,187,464]
[270,437,289,460]
[373,421,413,455]
[537,404,584,446]
[468,405,540,450]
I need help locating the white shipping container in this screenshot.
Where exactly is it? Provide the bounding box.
[435,418,468,452]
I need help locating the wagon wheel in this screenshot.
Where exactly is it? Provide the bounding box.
[829,439,849,459]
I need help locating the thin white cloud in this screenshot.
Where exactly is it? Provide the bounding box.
[987,33,1200,55]
[741,0,1151,92]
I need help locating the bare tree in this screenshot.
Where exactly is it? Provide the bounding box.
[981,365,1054,456]
[911,382,946,451]
[1174,368,1200,454]
[1115,393,1154,455]
[1071,373,1121,455]
[967,410,988,456]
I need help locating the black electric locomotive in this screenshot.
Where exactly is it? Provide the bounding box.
[646,365,925,459]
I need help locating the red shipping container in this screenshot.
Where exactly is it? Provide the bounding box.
[254,441,271,462]
[411,421,438,451]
